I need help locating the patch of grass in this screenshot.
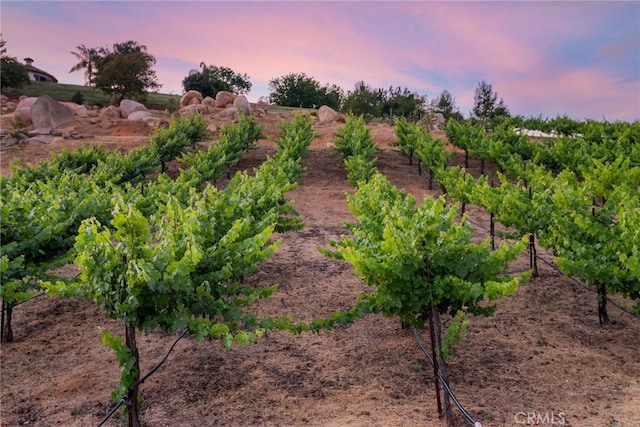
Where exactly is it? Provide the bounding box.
[268,105,317,115]
[2,81,181,110]
[480,411,494,420]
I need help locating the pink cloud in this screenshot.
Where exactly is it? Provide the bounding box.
[502,69,640,121]
[146,3,413,93]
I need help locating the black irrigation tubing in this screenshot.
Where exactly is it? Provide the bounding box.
[11,291,47,307]
[533,250,640,321]
[412,326,483,427]
[464,215,640,320]
[9,273,83,308]
[97,396,128,427]
[97,329,189,427]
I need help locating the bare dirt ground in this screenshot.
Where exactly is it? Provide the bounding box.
[1,109,639,427]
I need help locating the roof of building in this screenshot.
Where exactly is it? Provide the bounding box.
[23,58,58,83]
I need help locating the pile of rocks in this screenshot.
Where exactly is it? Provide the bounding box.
[177,90,269,120]
[95,99,167,129]
[0,95,170,147]
[1,90,347,147]
[0,127,66,146]
[1,95,18,114]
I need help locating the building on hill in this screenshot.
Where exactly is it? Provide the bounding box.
[23,57,58,83]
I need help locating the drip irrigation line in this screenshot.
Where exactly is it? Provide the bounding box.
[11,291,47,307]
[430,159,640,321]
[138,329,189,385]
[8,273,82,308]
[97,396,128,427]
[533,250,640,320]
[464,217,491,235]
[463,212,639,320]
[97,329,189,427]
[412,326,482,427]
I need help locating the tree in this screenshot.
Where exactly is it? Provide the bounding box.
[182,62,251,98]
[493,98,510,118]
[69,44,100,86]
[0,35,29,90]
[381,86,425,120]
[93,40,161,104]
[342,81,384,118]
[268,73,341,109]
[431,90,461,121]
[321,83,344,111]
[472,80,509,125]
[472,80,497,121]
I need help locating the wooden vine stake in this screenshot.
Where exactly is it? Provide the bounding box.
[425,255,452,426]
[0,301,13,343]
[489,179,495,251]
[528,186,538,277]
[125,320,141,427]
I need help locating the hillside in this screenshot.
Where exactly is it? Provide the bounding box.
[1,107,639,427]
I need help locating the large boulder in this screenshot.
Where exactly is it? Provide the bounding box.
[256,100,270,112]
[180,90,203,107]
[15,97,38,111]
[30,95,75,129]
[61,102,89,118]
[128,110,153,121]
[216,107,239,121]
[26,134,55,145]
[215,91,235,108]
[202,96,216,108]
[142,116,168,129]
[431,113,445,129]
[13,97,39,125]
[119,99,147,118]
[233,95,251,115]
[99,105,120,121]
[178,104,209,117]
[14,108,33,125]
[317,105,342,124]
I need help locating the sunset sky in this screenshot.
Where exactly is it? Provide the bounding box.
[2,1,639,121]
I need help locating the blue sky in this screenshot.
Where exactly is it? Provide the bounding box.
[2,1,639,121]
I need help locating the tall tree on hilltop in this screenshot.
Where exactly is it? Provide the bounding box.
[473,80,497,121]
[69,44,100,86]
[342,81,385,117]
[182,62,252,98]
[381,86,425,120]
[472,80,510,125]
[268,72,342,109]
[431,89,462,121]
[93,40,161,104]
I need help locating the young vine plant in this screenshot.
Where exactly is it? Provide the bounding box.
[42,112,315,427]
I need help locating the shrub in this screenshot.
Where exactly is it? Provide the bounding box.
[70,90,84,105]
